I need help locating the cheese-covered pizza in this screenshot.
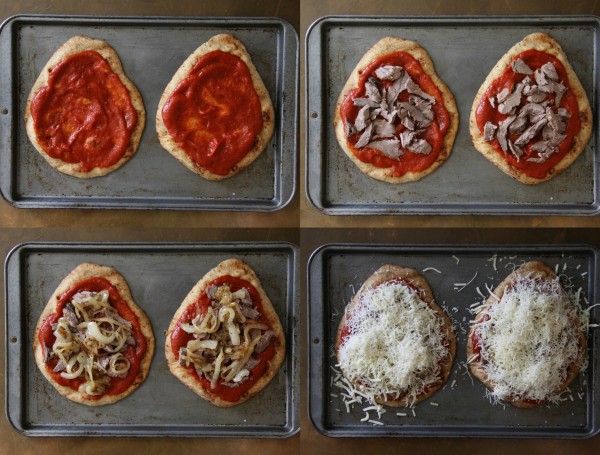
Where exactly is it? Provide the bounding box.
[336,264,456,407]
[33,263,154,406]
[467,261,587,408]
[470,33,592,184]
[165,259,285,407]
[334,37,459,183]
[24,36,145,178]
[156,34,274,180]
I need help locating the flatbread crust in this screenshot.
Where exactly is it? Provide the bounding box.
[334,37,459,183]
[336,264,456,407]
[24,36,146,178]
[165,259,285,407]
[469,32,592,184]
[156,34,274,180]
[467,261,587,408]
[32,263,155,406]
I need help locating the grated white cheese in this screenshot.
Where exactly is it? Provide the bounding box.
[338,280,449,406]
[422,267,442,274]
[471,277,583,404]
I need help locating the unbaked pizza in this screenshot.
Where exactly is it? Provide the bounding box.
[156,34,274,180]
[334,37,459,183]
[336,264,456,407]
[165,259,285,407]
[470,33,592,184]
[467,261,587,408]
[33,263,154,406]
[24,36,145,178]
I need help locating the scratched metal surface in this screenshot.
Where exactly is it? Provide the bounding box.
[0,15,298,210]
[5,242,299,437]
[308,244,600,437]
[305,16,600,215]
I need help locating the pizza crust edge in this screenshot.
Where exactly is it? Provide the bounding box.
[335,264,457,407]
[23,35,146,179]
[466,260,587,408]
[333,37,459,184]
[164,258,286,407]
[32,262,155,406]
[155,34,275,181]
[469,32,593,184]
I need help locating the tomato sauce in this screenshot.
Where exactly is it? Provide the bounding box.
[38,277,147,399]
[475,49,580,180]
[170,275,276,403]
[30,50,138,172]
[161,50,264,176]
[339,51,451,177]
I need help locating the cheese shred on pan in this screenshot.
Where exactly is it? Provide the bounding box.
[338,280,448,405]
[472,277,583,403]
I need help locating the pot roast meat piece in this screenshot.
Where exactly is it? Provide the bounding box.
[546,106,566,133]
[53,359,66,373]
[373,119,397,138]
[344,120,356,138]
[508,115,528,135]
[354,105,371,132]
[488,96,496,108]
[508,140,524,158]
[355,122,373,148]
[540,62,559,81]
[63,302,79,330]
[353,97,379,108]
[512,58,533,75]
[514,117,548,146]
[497,115,516,152]
[483,122,498,141]
[496,88,510,104]
[405,76,436,103]
[498,82,524,115]
[374,65,404,81]
[365,77,382,103]
[400,130,415,148]
[206,285,218,300]
[407,138,432,155]
[245,356,261,371]
[240,306,260,320]
[368,139,403,158]
[255,330,275,354]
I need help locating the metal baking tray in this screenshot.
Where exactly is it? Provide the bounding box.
[305,15,600,215]
[308,244,600,437]
[0,15,298,210]
[4,242,299,437]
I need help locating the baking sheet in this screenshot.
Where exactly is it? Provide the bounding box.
[4,242,299,437]
[0,15,298,210]
[307,244,600,437]
[305,15,600,215]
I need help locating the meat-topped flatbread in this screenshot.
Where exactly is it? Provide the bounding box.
[470,32,592,184]
[334,37,459,183]
[156,34,274,180]
[33,263,155,406]
[165,259,285,407]
[336,264,456,407]
[467,261,587,408]
[24,36,145,178]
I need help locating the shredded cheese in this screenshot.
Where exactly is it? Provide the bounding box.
[338,280,449,406]
[471,276,583,403]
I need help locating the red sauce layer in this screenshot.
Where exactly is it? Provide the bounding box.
[30,50,138,172]
[38,277,147,399]
[170,275,275,403]
[161,50,263,176]
[475,49,580,180]
[339,51,451,177]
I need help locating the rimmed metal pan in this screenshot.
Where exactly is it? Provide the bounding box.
[0,15,298,210]
[308,243,599,437]
[305,15,599,215]
[5,242,299,437]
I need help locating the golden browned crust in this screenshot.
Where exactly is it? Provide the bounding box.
[469,32,592,184]
[164,259,285,407]
[467,261,587,408]
[24,36,146,178]
[336,264,456,407]
[333,37,459,183]
[156,34,274,180]
[32,263,155,406]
